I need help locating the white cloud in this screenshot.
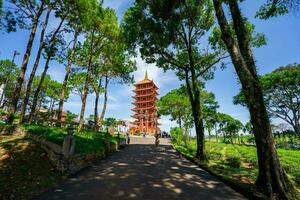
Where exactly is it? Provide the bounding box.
[132,54,178,89]
[158,116,178,132]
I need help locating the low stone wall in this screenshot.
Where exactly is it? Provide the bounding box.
[2,127,125,174]
[26,133,65,172]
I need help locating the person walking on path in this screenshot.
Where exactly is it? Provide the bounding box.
[126,132,130,144]
[154,132,159,147]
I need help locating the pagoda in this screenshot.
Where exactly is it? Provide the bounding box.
[130,71,159,135]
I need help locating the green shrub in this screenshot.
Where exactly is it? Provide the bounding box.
[23,125,118,154]
[24,125,66,145]
[226,157,241,168]
[170,127,184,145]
[207,152,222,160]
[0,108,8,116]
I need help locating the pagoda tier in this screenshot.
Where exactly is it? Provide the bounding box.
[129,71,160,135]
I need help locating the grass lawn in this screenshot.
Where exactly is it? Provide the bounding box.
[174,140,300,192]
[0,124,124,199]
[23,124,120,154]
[0,132,64,199]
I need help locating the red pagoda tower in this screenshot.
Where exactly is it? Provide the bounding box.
[130,71,159,135]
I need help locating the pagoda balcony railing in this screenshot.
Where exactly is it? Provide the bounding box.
[131,112,157,117]
[132,99,157,105]
[132,93,157,98]
[131,106,157,111]
[133,86,157,92]
[131,116,158,119]
[132,121,157,125]
[131,114,158,119]
[133,96,158,102]
[134,90,158,95]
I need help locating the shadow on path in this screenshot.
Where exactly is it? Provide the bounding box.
[34,137,246,200]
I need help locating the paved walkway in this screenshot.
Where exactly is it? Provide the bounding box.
[35,137,246,200]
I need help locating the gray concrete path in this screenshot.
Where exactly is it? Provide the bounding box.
[34,137,246,200]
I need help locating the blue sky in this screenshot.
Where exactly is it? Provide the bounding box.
[0,1,299,132]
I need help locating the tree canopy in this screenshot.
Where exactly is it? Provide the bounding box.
[257,0,300,19]
[234,64,300,135]
[122,0,227,161]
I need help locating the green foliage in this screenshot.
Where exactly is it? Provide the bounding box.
[0,0,2,15]
[158,87,193,128]
[0,59,18,83]
[234,64,300,134]
[170,127,184,145]
[244,121,253,134]
[209,20,267,51]
[203,91,219,134]
[123,1,229,161]
[174,140,300,189]
[68,72,92,98]
[73,130,111,154]
[226,157,241,168]
[27,74,65,113]
[23,125,118,154]
[0,59,19,106]
[24,124,67,145]
[256,0,291,19]
[122,0,224,80]
[1,0,43,32]
[217,113,244,142]
[103,117,117,129]
[64,111,78,125]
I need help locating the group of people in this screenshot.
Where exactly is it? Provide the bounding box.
[125,132,160,146]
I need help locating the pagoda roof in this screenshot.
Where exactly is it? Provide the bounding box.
[133,71,158,88]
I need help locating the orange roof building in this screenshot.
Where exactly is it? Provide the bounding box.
[130,71,159,135]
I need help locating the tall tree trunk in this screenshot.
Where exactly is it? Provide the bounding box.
[94,78,102,130]
[8,3,44,123]
[98,76,108,129]
[215,124,218,142]
[94,91,99,130]
[49,97,54,113]
[78,31,95,131]
[19,9,51,124]
[184,69,206,161]
[292,117,300,135]
[57,32,79,126]
[213,0,298,198]
[0,86,5,107]
[185,32,207,161]
[21,14,65,123]
[78,90,88,130]
[178,116,182,129]
[28,57,51,124]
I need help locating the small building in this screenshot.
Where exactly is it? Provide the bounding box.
[130,71,160,135]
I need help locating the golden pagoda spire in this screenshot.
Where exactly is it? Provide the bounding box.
[144,70,149,80]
